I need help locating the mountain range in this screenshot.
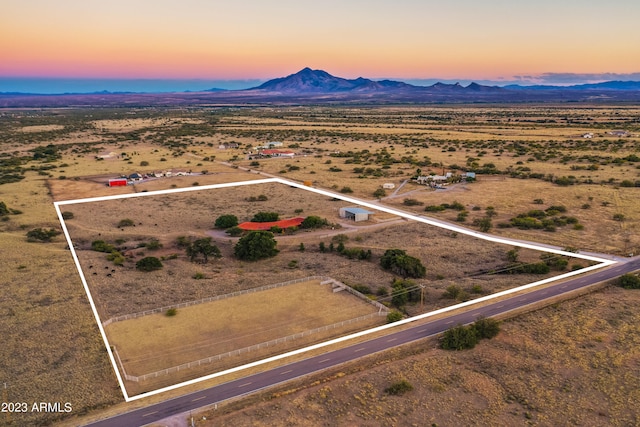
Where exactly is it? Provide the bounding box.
[2,68,640,107]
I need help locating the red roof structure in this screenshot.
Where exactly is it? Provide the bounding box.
[238,217,305,231]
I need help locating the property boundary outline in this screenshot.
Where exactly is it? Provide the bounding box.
[53,177,616,402]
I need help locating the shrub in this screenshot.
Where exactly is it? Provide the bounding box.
[165,308,177,316]
[385,379,413,395]
[352,284,372,294]
[386,311,403,324]
[225,226,243,237]
[91,240,115,253]
[26,228,61,243]
[619,273,640,289]
[373,188,386,198]
[140,160,149,166]
[136,256,163,271]
[403,198,423,206]
[613,213,625,221]
[192,272,205,280]
[472,317,501,339]
[61,211,74,220]
[340,186,353,194]
[425,205,446,212]
[117,218,135,227]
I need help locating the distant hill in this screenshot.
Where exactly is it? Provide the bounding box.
[250,68,500,94]
[3,69,640,107]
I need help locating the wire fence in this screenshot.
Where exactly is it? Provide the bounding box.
[119,310,386,382]
[102,275,327,327]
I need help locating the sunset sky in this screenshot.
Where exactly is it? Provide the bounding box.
[2,0,640,91]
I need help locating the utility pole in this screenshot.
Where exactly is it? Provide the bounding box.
[420,284,425,311]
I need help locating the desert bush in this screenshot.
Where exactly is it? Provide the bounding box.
[136,256,163,271]
[386,311,403,324]
[26,228,60,243]
[117,218,135,227]
[61,211,74,220]
[91,240,115,253]
[472,317,501,339]
[385,379,413,395]
[403,198,423,206]
[619,273,640,289]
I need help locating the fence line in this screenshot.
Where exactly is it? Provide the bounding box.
[102,275,327,327]
[326,279,389,313]
[123,310,386,383]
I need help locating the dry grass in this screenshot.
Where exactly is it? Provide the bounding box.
[2,105,639,425]
[106,280,380,376]
[200,286,640,427]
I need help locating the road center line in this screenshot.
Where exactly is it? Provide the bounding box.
[142,411,158,417]
[191,396,206,402]
[238,382,252,388]
[318,358,331,363]
[280,370,293,375]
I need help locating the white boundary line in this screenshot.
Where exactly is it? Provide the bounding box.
[53,177,616,402]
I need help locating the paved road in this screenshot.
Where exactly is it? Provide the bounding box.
[85,257,640,427]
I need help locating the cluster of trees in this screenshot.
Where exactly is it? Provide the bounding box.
[440,317,501,350]
[380,249,426,278]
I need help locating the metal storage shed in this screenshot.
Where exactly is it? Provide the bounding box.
[339,207,374,222]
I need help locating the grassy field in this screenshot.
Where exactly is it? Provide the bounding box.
[0,105,638,425]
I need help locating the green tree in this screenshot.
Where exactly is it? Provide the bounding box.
[215,214,239,229]
[136,256,163,271]
[186,237,221,263]
[251,212,279,222]
[234,231,279,261]
[391,283,409,307]
[440,324,478,350]
[380,249,426,278]
[301,216,327,229]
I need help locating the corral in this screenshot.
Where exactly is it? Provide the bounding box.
[105,278,384,383]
